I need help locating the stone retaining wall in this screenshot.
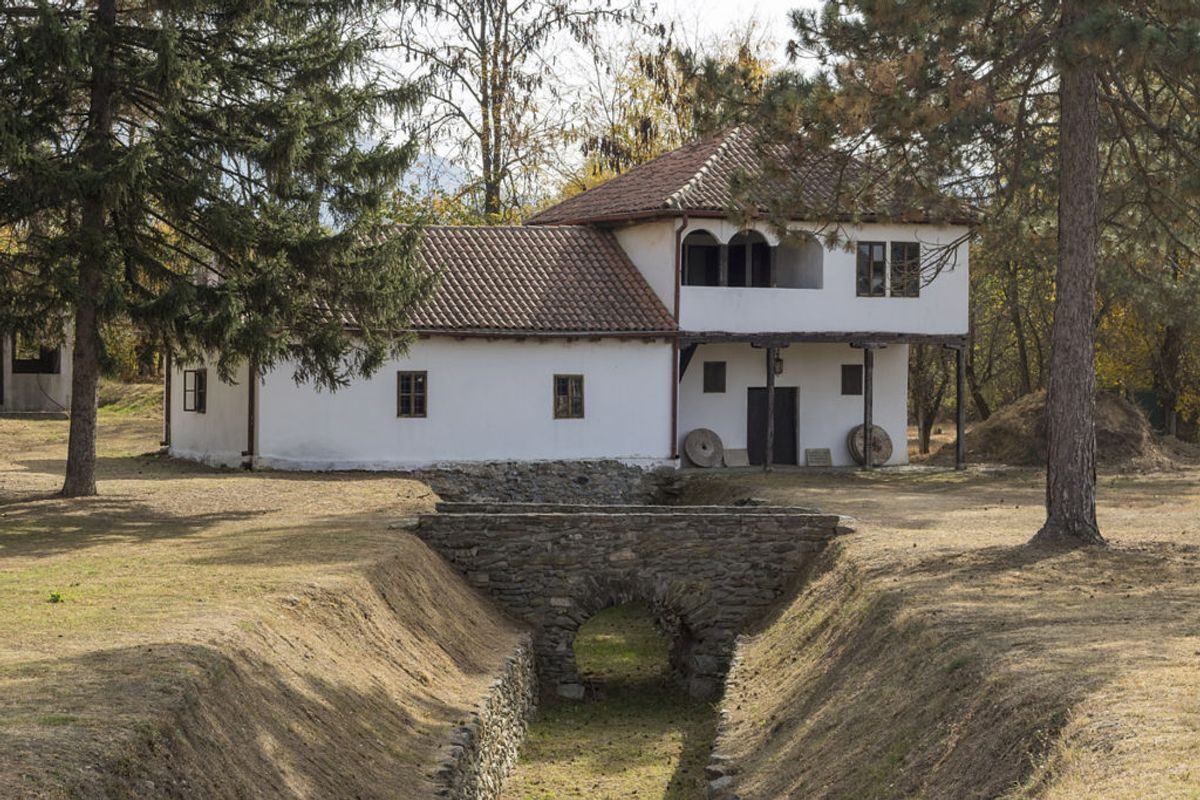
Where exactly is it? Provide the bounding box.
[435,502,820,515]
[417,508,848,699]
[404,461,681,505]
[430,635,537,799]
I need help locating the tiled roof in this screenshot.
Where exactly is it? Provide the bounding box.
[406,225,675,334]
[527,126,972,226]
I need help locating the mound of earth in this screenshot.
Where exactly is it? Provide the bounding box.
[932,390,1168,468]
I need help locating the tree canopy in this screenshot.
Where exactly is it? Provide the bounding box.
[757,0,1200,546]
[0,0,432,496]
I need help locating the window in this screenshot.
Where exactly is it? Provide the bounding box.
[703,361,727,393]
[11,334,60,374]
[890,242,921,297]
[554,374,584,419]
[728,231,773,288]
[841,364,863,396]
[856,242,887,297]
[183,369,207,413]
[682,231,721,286]
[397,371,427,417]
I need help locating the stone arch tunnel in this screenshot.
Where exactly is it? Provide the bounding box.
[416,502,850,699]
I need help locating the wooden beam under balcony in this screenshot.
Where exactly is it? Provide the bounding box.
[679,331,969,348]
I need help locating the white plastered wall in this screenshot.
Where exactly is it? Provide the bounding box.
[612,219,681,311]
[0,334,73,413]
[609,218,969,337]
[168,361,250,467]
[249,336,675,470]
[677,342,909,466]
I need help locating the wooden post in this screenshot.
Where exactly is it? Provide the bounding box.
[161,349,171,447]
[719,244,729,286]
[244,360,257,468]
[955,345,966,470]
[863,346,874,471]
[765,346,776,473]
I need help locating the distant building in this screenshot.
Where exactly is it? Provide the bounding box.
[168,127,971,470]
[0,332,71,414]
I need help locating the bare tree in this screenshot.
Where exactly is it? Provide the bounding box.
[391,0,655,219]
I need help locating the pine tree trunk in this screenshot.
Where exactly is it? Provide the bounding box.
[62,0,117,498]
[1153,324,1182,436]
[62,261,102,497]
[1006,260,1034,395]
[964,349,992,421]
[1032,0,1105,547]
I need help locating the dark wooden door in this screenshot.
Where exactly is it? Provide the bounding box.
[747,387,798,465]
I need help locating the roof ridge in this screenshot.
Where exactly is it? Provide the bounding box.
[665,125,747,210]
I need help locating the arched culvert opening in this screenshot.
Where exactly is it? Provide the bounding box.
[505,602,719,798]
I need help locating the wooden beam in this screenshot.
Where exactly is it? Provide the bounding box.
[955,345,966,470]
[680,331,969,348]
[863,346,875,471]
[765,346,776,473]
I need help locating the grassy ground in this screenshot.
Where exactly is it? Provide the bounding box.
[686,467,1200,799]
[501,604,716,800]
[0,387,524,798]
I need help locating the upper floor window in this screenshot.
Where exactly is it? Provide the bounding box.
[856,242,887,297]
[183,369,207,413]
[890,242,921,297]
[397,371,427,417]
[554,374,584,418]
[11,334,60,375]
[728,231,772,287]
[682,231,721,286]
[857,241,922,298]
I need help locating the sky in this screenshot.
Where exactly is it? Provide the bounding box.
[658,0,825,64]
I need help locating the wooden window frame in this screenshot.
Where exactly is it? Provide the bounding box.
[890,241,922,298]
[841,364,864,396]
[553,374,585,419]
[396,370,428,418]
[182,368,207,413]
[856,242,887,297]
[703,361,727,393]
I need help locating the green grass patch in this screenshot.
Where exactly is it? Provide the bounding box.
[502,604,716,800]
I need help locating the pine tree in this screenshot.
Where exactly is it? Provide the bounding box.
[0,1,432,497]
[767,0,1200,547]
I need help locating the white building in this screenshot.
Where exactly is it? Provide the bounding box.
[0,333,72,414]
[167,127,971,470]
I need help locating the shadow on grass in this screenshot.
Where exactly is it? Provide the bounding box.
[0,495,267,559]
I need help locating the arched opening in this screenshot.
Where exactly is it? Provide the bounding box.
[505,602,717,798]
[682,230,721,286]
[777,234,824,288]
[728,230,773,287]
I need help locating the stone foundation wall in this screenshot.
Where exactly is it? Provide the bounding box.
[417,508,848,699]
[430,635,538,799]
[404,461,681,505]
[435,502,820,515]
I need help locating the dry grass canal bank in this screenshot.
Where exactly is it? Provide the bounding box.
[2,383,1199,798]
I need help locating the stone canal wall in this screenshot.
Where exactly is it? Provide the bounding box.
[431,635,538,800]
[417,506,849,699]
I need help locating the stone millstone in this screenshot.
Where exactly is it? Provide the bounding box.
[684,428,725,468]
[847,424,893,467]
